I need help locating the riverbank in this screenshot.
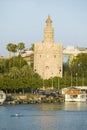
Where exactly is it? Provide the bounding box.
[5,93,64,105]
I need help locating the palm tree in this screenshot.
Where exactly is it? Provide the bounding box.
[9,44,17,67]
[17,42,25,55]
[1,59,9,73]
[9,67,21,79]
[11,44,17,56]
[6,43,13,56]
[17,42,25,68]
[21,65,33,77]
[29,43,34,51]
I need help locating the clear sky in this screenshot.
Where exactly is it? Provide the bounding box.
[0,0,87,56]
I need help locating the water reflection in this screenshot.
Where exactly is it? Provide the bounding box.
[37,103,64,110]
[64,102,87,110]
[37,102,87,111]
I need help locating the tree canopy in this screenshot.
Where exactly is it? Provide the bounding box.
[0,43,86,93]
[70,53,87,78]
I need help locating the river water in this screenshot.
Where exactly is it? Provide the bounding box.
[0,102,87,130]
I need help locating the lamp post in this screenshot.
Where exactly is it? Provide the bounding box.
[58,67,61,91]
[64,72,66,88]
[71,71,72,88]
[42,72,45,90]
[82,73,84,86]
[76,73,78,87]
[78,62,84,86]
[51,73,53,89]
[58,77,59,90]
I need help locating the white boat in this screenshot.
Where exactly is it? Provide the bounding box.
[65,86,87,102]
[0,91,6,105]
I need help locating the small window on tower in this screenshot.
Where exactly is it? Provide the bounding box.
[46,66,49,69]
[34,69,37,72]
[54,55,56,58]
[40,55,41,58]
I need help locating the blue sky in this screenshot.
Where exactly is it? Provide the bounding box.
[0,0,87,56]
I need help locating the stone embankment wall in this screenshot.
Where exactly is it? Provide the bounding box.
[5,93,64,104]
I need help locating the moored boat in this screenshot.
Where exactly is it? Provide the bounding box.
[64,86,87,102]
[0,91,6,105]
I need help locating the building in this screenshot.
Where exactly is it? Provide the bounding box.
[21,50,34,66]
[63,46,87,65]
[34,16,63,79]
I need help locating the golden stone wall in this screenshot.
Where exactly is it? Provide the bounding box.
[34,16,63,79]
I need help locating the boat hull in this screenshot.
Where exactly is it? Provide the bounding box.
[64,86,87,102]
[0,91,6,105]
[65,94,87,102]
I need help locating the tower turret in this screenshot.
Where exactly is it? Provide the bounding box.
[43,16,54,43]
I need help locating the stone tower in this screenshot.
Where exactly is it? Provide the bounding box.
[34,16,63,79]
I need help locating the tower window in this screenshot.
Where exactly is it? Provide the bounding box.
[54,55,56,58]
[46,66,49,69]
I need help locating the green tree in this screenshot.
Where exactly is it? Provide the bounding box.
[71,53,87,78]
[29,43,34,51]
[18,42,25,54]
[17,42,25,68]
[11,44,17,56]
[69,53,87,86]
[9,67,21,79]
[21,65,33,77]
[0,59,9,73]
[8,56,27,69]
[6,43,13,56]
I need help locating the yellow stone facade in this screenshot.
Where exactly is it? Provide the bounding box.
[34,16,63,79]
